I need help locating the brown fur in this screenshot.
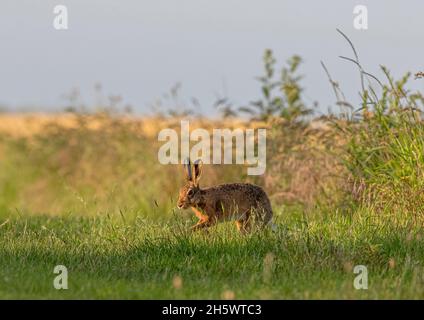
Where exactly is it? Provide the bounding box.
[177,159,273,233]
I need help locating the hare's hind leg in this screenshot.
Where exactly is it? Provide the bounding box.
[235,220,251,234]
[235,210,251,234]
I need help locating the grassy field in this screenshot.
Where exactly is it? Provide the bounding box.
[1,209,423,299]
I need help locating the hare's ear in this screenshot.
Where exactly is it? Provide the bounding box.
[183,158,192,181]
[192,159,203,186]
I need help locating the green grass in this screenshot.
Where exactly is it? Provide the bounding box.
[342,68,424,214]
[1,209,423,299]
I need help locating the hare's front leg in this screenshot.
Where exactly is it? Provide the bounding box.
[190,216,217,232]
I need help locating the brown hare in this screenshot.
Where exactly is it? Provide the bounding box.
[177,158,274,233]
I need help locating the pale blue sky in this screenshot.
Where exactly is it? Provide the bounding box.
[0,0,423,115]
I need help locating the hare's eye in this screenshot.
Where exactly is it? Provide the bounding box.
[187,189,194,197]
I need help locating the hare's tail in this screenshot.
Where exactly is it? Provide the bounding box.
[261,215,277,232]
[260,196,276,231]
[263,215,277,232]
[269,221,278,232]
[264,196,273,223]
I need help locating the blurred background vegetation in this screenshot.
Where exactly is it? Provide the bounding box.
[0,45,423,221]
